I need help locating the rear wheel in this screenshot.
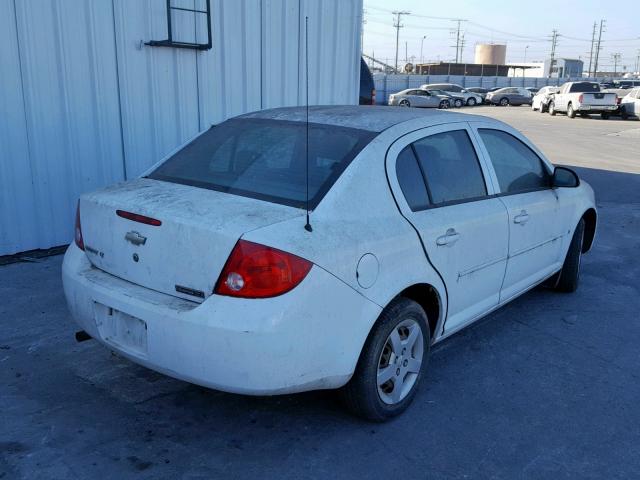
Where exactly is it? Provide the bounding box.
[467,97,477,107]
[454,98,463,108]
[567,103,576,118]
[548,101,556,115]
[621,108,629,120]
[601,112,610,119]
[439,100,450,109]
[499,97,509,106]
[341,298,430,422]
[554,219,585,293]
[399,99,411,107]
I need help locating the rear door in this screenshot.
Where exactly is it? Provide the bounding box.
[471,125,565,302]
[386,123,509,334]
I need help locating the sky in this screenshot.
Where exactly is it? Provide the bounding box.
[362,0,640,72]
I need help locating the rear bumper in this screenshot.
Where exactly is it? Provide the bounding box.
[575,105,618,112]
[62,244,381,395]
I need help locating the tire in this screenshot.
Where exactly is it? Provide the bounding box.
[621,109,629,120]
[439,100,450,109]
[548,101,556,115]
[399,99,411,108]
[341,298,430,422]
[580,113,589,118]
[540,103,547,113]
[554,219,585,293]
[531,103,536,111]
[567,103,576,118]
[601,112,610,120]
[454,98,463,108]
[467,97,477,107]
[499,97,509,106]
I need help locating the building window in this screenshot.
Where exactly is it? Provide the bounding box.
[146,0,212,50]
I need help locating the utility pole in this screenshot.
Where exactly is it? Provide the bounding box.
[405,41,408,63]
[612,52,621,77]
[420,35,426,65]
[393,11,410,72]
[593,19,605,77]
[524,45,529,63]
[459,34,466,62]
[548,29,558,78]
[588,22,597,77]
[635,49,640,74]
[452,19,464,63]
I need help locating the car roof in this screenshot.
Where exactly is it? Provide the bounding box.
[238,105,490,133]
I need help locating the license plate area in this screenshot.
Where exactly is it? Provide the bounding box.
[94,303,148,356]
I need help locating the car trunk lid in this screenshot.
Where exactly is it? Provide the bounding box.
[79,178,303,302]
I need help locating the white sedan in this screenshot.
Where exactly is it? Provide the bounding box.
[63,106,597,421]
[621,87,640,119]
[532,86,560,113]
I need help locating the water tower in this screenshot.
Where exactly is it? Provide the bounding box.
[475,44,507,64]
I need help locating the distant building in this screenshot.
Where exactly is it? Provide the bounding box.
[415,62,534,77]
[507,62,545,78]
[543,58,584,78]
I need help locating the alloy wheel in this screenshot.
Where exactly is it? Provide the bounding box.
[377,319,424,405]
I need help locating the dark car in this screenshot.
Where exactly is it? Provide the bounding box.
[526,87,540,95]
[359,58,376,105]
[486,87,533,106]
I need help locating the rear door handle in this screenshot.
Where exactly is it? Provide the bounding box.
[514,210,530,225]
[436,228,460,246]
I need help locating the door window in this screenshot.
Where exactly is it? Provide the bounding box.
[412,130,487,205]
[478,129,551,194]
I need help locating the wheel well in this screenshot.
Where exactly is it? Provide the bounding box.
[582,208,597,253]
[399,284,440,339]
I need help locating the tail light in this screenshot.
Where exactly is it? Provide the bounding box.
[75,201,85,251]
[371,88,376,105]
[616,95,621,105]
[578,94,584,103]
[214,240,312,298]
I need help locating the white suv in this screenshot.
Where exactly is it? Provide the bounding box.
[63,106,597,421]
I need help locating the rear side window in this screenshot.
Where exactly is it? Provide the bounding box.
[412,130,487,205]
[479,129,550,194]
[149,118,375,209]
[396,146,430,211]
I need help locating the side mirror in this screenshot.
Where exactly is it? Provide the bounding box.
[461,89,467,93]
[553,166,580,188]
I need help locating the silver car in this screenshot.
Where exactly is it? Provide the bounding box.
[420,83,483,106]
[621,87,640,119]
[388,89,451,109]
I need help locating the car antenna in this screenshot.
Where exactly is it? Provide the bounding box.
[304,15,313,232]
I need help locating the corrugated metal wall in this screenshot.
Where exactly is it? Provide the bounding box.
[0,0,362,256]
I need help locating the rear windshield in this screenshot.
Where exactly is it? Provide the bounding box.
[149,118,375,209]
[569,82,600,93]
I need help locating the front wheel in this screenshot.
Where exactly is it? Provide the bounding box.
[454,98,463,108]
[341,298,430,421]
[467,97,477,107]
[499,97,509,106]
[554,219,585,293]
[439,100,450,109]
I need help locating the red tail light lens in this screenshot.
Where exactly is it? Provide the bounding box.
[75,201,85,251]
[578,94,584,103]
[214,240,312,298]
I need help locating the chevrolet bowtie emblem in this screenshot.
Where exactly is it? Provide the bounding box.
[125,231,147,246]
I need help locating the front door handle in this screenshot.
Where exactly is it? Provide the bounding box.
[514,210,530,225]
[436,228,460,246]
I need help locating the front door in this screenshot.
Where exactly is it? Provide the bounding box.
[387,123,509,334]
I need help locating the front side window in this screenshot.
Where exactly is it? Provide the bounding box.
[149,118,375,209]
[412,130,487,205]
[479,129,550,194]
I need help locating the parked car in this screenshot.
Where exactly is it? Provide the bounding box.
[614,80,640,89]
[531,86,560,113]
[526,87,540,95]
[466,87,489,102]
[548,82,618,119]
[388,89,451,109]
[620,87,640,119]
[359,58,376,105]
[425,89,465,108]
[486,87,533,106]
[63,106,597,421]
[420,83,483,106]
